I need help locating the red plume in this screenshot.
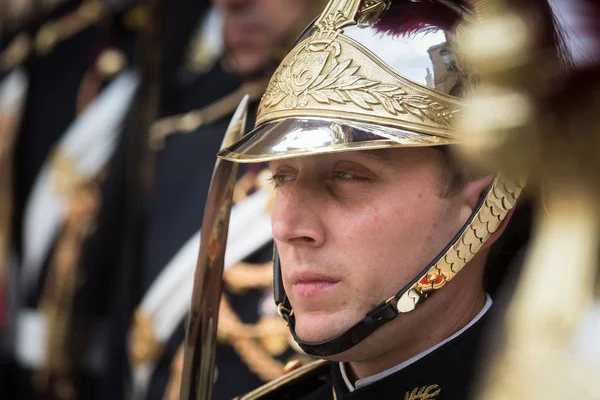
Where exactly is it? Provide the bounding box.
[374,0,466,37]
[572,0,600,54]
[538,0,600,112]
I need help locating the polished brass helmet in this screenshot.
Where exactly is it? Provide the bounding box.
[219,0,474,163]
[216,0,522,357]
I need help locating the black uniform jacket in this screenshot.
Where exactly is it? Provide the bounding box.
[237,313,489,400]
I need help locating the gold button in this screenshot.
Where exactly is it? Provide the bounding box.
[35,25,58,55]
[96,48,127,78]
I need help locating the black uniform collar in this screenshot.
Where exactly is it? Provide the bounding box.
[330,301,491,400]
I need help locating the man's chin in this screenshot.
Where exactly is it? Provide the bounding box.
[293,313,352,344]
[228,50,270,77]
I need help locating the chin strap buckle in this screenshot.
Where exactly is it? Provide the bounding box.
[277,303,293,322]
[366,286,425,325]
[385,295,399,308]
[365,296,399,323]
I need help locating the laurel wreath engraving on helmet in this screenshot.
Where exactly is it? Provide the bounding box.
[261,44,456,127]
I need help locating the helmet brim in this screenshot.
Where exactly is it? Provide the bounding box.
[218,117,458,163]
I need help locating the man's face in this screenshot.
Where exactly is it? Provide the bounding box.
[269,148,476,345]
[214,0,316,75]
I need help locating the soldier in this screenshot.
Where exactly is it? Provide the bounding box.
[210,0,566,398]
[126,1,326,399]
[0,34,29,400]
[3,1,146,399]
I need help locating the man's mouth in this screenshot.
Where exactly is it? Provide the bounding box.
[225,22,257,43]
[290,272,341,296]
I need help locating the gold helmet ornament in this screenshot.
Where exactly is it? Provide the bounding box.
[218,0,523,357]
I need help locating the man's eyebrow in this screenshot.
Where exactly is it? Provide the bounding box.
[357,149,397,165]
[268,159,295,170]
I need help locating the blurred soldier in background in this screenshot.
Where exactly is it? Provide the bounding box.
[126,1,327,399]
[1,0,325,398]
[0,14,30,396]
[1,1,146,399]
[1,0,326,399]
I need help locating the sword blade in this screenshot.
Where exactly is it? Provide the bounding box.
[179,96,249,400]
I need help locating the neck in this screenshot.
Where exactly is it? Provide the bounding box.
[346,283,486,382]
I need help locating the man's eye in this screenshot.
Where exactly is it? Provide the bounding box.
[332,171,369,182]
[268,174,295,187]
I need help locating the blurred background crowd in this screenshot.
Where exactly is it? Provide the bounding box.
[0,0,596,399]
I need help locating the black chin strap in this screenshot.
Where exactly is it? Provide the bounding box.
[273,187,490,357]
[288,295,400,356]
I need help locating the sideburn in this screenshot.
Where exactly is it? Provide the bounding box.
[435,146,470,198]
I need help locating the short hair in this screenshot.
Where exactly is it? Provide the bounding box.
[436,146,469,197]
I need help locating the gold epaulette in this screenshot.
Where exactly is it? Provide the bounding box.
[235,359,330,400]
[0,1,147,73]
[148,81,268,150]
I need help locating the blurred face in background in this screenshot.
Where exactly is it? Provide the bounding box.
[214,0,319,76]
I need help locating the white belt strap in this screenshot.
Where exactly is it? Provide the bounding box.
[0,68,28,113]
[131,189,273,399]
[14,310,48,369]
[20,71,139,293]
[14,310,108,373]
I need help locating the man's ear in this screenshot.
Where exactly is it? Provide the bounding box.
[462,176,495,214]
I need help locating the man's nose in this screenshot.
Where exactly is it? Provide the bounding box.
[271,184,326,248]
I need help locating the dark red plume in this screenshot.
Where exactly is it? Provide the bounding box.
[374,0,466,37]
[538,0,600,112]
[572,0,600,54]
[502,0,573,67]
